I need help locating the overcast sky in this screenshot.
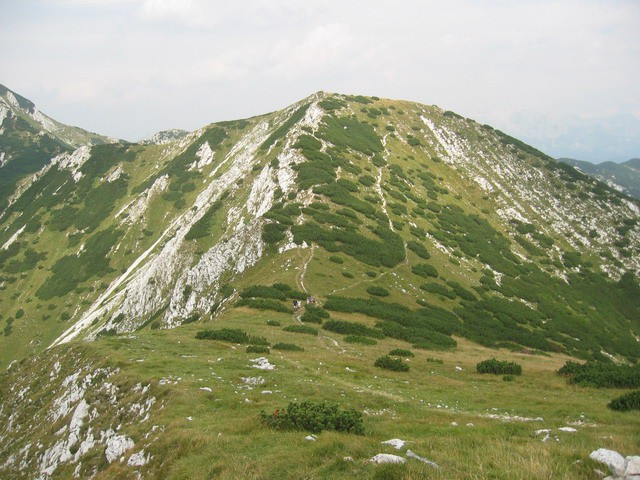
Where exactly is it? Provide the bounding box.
[1,0,639,162]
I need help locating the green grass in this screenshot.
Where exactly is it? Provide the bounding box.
[3,316,638,480]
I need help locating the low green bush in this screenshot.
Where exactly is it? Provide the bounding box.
[195,328,269,345]
[427,357,443,364]
[236,298,292,314]
[406,241,430,259]
[389,348,414,357]
[558,361,640,388]
[343,335,377,345]
[246,345,270,354]
[323,319,384,339]
[476,358,522,375]
[261,401,364,434]
[608,390,640,411]
[283,325,318,335]
[266,320,281,326]
[374,355,409,372]
[272,342,304,352]
[412,263,439,278]
[367,285,389,297]
[300,312,323,324]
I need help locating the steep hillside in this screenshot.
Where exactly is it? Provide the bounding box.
[560,157,640,200]
[1,91,638,366]
[0,92,638,479]
[0,84,115,210]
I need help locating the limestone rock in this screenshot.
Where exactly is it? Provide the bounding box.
[370,453,406,464]
[590,449,626,477]
[381,438,406,450]
[406,450,439,468]
[105,434,134,463]
[626,456,640,476]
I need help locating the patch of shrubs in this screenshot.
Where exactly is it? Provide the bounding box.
[343,335,377,345]
[266,320,281,326]
[420,282,456,299]
[476,358,522,375]
[261,401,364,435]
[367,285,389,297]
[389,348,414,358]
[607,390,640,411]
[291,222,405,268]
[323,320,385,339]
[236,298,292,314]
[427,357,444,364]
[272,342,304,352]
[374,355,410,372]
[557,361,640,388]
[240,284,306,301]
[185,198,224,240]
[195,328,269,345]
[412,263,439,278]
[283,325,318,335]
[406,241,430,259]
[246,345,270,354]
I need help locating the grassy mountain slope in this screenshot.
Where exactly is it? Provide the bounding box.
[559,157,640,200]
[0,92,639,479]
[0,83,115,211]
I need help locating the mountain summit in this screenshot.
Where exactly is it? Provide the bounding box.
[0,90,638,479]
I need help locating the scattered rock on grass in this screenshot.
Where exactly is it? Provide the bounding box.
[370,453,406,464]
[406,450,439,468]
[381,438,406,450]
[589,449,639,479]
[249,357,275,370]
[559,427,577,433]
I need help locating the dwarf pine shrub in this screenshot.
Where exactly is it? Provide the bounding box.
[374,355,410,372]
[558,361,640,388]
[389,348,414,358]
[476,358,522,375]
[608,390,640,411]
[272,342,304,352]
[283,325,318,335]
[261,401,364,434]
[343,335,377,345]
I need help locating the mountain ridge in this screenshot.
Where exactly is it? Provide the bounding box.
[0,89,637,365]
[559,157,640,200]
[1,88,639,480]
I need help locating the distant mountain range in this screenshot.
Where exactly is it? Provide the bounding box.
[559,157,640,200]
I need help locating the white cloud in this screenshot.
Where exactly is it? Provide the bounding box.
[142,0,192,16]
[1,0,638,156]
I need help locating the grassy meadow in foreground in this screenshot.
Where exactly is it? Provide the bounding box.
[48,307,638,480]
